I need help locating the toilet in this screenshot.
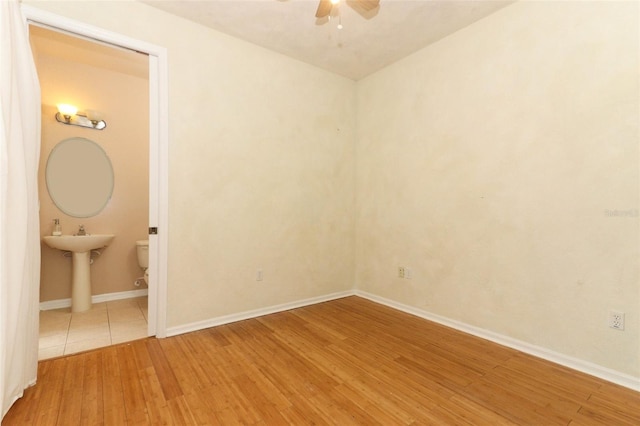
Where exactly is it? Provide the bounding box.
[136,240,149,284]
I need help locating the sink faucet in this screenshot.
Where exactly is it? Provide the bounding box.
[77,225,86,236]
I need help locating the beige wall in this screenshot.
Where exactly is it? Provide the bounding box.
[165,22,356,324]
[35,42,149,301]
[355,1,639,377]
[25,1,639,380]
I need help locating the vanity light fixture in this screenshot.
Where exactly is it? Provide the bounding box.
[55,104,107,130]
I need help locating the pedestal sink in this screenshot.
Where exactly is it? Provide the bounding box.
[43,234,114,312]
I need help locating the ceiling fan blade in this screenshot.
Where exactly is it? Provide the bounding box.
[315,0,333,18]
[346,0,380,17]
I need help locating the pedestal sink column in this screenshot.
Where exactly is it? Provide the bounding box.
[71,251,92,312]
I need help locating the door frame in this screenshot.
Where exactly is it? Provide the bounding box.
[23,5,169,338]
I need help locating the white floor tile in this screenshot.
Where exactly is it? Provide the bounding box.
[111,319,149,345]
[39,345,65,360]
[108,307,146,323]
[39,333,67,349]
[65,336,112,355]
[66,324,111,344]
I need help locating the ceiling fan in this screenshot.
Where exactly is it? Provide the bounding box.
[315,0,381,19]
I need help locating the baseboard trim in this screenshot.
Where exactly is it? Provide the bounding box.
[355,290,640,392]
[40,288,149,311]
[165,290,355,337]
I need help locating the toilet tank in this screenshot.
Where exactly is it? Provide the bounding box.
[136,240,149,268]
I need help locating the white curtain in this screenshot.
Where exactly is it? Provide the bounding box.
[0,0,41,419]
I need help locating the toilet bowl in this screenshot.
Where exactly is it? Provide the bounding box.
[136,240,149,284]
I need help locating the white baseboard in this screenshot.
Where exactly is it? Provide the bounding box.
[165,290,355,337]
[40,288,149,311]
[354,290,640,392]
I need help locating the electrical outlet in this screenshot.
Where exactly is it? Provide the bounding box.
[398,267,405,279]
[256,269,263,281]
[609,311,625,330]
[405,267,412,279]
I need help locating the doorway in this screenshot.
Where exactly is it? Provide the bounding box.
[23,5,168,358]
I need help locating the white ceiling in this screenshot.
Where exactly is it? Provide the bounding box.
[144,0,512,80]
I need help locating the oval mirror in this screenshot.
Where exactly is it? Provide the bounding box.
[46,137,114,218]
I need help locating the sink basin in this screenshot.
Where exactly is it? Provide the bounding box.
[43,234,114,252]
[42,234,114,312]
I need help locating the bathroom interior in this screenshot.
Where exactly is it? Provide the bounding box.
[30,25,152,360]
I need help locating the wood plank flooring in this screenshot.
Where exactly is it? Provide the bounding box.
[4,296,639,425]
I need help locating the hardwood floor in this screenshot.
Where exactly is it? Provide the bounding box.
[4,296,639,425]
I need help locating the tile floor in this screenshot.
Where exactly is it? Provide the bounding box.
[38,296,148,360]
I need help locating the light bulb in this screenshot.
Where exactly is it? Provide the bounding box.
[331,0,340,4]
[57,104,78,117]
